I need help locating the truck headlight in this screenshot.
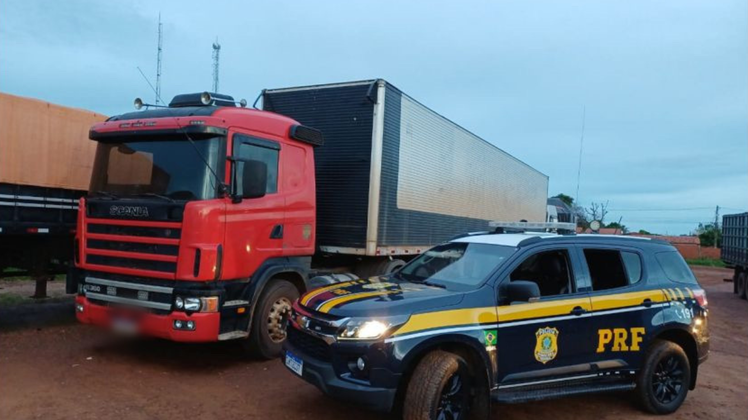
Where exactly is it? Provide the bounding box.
[174,296,219,313]
[339,315,409,340]
[184,297,201,311]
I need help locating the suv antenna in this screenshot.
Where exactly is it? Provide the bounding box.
[155,13,163,105]
[212,39,221,92]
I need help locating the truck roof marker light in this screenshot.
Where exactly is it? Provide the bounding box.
[119,123,131,128]
[189,120,205,125]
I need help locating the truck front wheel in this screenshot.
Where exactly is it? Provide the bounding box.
[244,279,299,359]
[403,350,487,420]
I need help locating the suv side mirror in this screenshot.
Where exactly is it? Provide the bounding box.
[506,281,541,303]
[240,159,267,199]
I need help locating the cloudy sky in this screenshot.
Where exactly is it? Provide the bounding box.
[1,0,746,234]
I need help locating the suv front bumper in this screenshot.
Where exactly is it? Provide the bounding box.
[282,336,398,412]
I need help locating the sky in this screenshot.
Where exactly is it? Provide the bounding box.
[1,0,746,235]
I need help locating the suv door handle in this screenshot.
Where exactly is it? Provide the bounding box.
[570,306,587,316]
[642,298,653,308]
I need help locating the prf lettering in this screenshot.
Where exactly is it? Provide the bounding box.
[596,328,646,353]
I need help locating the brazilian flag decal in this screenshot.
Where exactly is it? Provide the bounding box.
[483,329,497,346]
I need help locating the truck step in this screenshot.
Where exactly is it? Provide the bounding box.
[493,380,635,404]
[217,331,249,341]
[223,300,250,308]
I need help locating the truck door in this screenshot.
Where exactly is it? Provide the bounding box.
[580,245,665,370]
[222,131,286,279]
[495,245,593,384]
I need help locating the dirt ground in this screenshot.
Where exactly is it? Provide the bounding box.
[0,266,745,420]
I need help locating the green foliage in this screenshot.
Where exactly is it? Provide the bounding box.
[686,258,726,268]
[605,222,629,234]
[638,229,653,235]
[697,223,722,248]
[552,193,574,207]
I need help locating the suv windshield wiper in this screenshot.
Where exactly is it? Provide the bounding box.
[91,190,119,200]
[395,273,447,289]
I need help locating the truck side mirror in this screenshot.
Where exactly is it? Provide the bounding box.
[240,159,267,199]
[506,281,541,303]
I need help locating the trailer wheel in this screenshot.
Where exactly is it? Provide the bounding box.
[244,279,299,359]
[737,272,747,300]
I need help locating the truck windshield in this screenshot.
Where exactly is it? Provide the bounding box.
[89,137,223,201]
[397,242,515,290]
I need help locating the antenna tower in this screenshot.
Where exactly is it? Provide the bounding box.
[155,13,163,105]
[212,39,221,92]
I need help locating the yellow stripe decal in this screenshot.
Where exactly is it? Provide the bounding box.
[686,288,694,299]
[590,290,667,311]
[393,290,674,338]
[675,288,686,300]
[394,307,497,336]
[497,297,591,322]
[666,289,677,301]
[317,290,400,313]
[300,280,358,306]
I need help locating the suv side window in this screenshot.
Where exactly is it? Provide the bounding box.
[510,249,573,296]
[234,135,279,194]
[583,249,642,291]
[655,251,698,284]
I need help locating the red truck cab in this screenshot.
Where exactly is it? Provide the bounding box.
[70,92,322,357]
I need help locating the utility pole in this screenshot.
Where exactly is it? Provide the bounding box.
[155,13,163,105]
[714,205,720,248]
[574,106,586,207]
[212,39,221,93]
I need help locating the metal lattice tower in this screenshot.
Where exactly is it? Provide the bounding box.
[212,39,221,93]
[155,13,163,104]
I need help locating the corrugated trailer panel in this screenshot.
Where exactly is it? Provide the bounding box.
[263,82,375,248]
[722,212,748,267]
[378,83,548,247]
[0,93,105,190]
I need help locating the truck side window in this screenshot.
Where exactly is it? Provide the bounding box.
[234,135,279,194]
[583,249,642,291]
[509,250,573,296]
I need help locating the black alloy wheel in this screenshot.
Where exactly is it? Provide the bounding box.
[652,355,686,405]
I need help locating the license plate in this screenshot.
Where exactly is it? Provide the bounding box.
[285,351,303,376]
[111,317,139,335]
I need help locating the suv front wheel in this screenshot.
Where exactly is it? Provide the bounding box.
[635,339,691,414]
[403,350,488,420]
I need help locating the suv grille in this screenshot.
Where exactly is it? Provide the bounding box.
[287,326,332,362]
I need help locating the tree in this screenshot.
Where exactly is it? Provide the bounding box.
[585,201,609,224]
[605,221,629,234]
[638,229,653,235]
[697,223,722,248]
[552,193,574,207]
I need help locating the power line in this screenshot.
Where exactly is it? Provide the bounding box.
[608,207,715,212]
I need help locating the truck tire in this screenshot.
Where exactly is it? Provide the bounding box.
[737,272,747,300]
[403,350,487,420]
[244,279,299,359]
[635,339,691,415]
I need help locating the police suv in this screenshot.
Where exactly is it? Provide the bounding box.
[283,223,709,419]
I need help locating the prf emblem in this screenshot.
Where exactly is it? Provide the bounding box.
[534,327,559,364]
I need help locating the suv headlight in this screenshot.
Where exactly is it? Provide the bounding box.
[339,315,410,340]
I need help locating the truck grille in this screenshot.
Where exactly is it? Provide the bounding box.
[287,326,332,362]
[84,219,181,278]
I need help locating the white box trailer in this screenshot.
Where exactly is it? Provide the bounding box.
[263,79,549,257]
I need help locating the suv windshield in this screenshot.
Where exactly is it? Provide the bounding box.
[398,242,516,290]
[89,136,224,201]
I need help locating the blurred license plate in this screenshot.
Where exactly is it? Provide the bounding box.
[111,317,139,335]
[285,351,303,376]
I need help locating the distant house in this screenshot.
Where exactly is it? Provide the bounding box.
[547,198,576,224]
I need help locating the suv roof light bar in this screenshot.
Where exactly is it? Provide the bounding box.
[489,221,577,234]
